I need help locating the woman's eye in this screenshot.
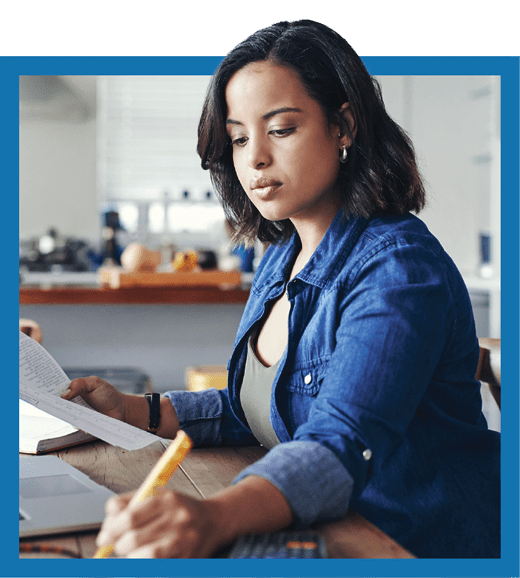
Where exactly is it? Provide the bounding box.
[270,127,296,137]
[230,136,248,147]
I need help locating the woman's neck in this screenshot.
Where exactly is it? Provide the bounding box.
[289,205,339,279]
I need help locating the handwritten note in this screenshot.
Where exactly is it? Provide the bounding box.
[19,331,164,450]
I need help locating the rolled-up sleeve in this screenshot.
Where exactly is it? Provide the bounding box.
[234,440,354,528]
[164,389,355,528]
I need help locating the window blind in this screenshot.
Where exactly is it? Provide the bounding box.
[97,75,214,203]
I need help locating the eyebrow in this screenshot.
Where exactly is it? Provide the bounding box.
[226,107,303,126]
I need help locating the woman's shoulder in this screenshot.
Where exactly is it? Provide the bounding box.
[352,213,445,262]
[251,212,450,291]
[348,213,465,290]
[363,213,438,243]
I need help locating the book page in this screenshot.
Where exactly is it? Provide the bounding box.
[19,332,164,450]
[20,399,77,437]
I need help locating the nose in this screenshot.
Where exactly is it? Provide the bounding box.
[248,135,271,169]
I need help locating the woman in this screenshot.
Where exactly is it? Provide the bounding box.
[63,20,500,558]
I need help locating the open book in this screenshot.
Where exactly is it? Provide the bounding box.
[19,331,164,452]
[19,399,96,454]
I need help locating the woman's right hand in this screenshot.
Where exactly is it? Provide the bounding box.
[61,376,128,422]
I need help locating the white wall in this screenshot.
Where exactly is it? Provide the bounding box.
[377,75,501,338]
[19,117,100,242]
[377,75,500,280]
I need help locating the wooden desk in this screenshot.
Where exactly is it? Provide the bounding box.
[19,440,415,559]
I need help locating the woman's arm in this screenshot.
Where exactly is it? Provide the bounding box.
[63,379,291,558]
[95,474,293,558]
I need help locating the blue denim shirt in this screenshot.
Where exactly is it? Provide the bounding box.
[165,209,500,558]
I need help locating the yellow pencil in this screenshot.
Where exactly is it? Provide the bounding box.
[93,430,193,558]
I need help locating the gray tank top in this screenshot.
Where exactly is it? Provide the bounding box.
[240,334,282,449]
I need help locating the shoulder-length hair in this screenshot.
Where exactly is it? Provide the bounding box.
[197,19,426,246]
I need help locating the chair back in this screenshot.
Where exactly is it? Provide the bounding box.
[476,338,501,410]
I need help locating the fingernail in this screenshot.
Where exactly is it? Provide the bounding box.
[61,388,71,398]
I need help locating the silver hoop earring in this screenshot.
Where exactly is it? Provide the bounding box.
[340,146,348,164]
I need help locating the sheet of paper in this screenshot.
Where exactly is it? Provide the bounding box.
[19,331,164,450]
[19,330,90,407]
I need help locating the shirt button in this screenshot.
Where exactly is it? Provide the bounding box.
[362,449,372,461]
[304,373,312,385]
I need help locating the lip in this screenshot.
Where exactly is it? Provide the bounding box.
[250,178,282,199]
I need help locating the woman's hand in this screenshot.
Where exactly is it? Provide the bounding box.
[61,376,127,422]
[61,376,180,438]
[95,475,293,558]
[96,489,223,558]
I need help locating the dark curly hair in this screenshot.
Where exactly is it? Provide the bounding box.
[197,19,425,245]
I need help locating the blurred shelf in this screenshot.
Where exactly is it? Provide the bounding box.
[20,271,100,286]
[19,285,250,305]
[98,267,241,289]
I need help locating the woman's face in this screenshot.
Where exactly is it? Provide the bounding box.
[225,61,344,227]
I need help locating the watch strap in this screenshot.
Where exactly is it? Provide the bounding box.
[145,392,161,433]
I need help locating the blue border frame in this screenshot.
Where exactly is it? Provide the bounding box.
[3,55,519,577]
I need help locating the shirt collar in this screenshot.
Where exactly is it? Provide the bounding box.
[255,209,369,292]
[293,209,368,289]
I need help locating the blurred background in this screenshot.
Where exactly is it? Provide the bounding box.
[18,73,501,429]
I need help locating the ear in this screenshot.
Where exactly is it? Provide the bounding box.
[337,102,357,147]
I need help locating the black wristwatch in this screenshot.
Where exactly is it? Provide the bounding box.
[145,392,161,433]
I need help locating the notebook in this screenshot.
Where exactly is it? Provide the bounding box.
[19,456,115,538]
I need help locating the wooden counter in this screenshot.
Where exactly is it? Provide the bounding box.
[19,285,250,305]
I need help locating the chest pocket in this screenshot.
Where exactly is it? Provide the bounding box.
[282,359,330,435]
[285,359,329,396]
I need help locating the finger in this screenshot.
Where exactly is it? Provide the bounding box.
[125,537,178,559]
[61,376,99,398]
[60,387,72,399]
[61,376,107,399]
[60,378,86,399]
[96,495,132,537]
[95,495,133,547]
[119,535,171,559]
[114,512,182,558]
[105,493,133,514]
[97,495,162,547]
[96,510,130,548]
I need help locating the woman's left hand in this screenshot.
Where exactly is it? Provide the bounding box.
[96,489,222,558]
